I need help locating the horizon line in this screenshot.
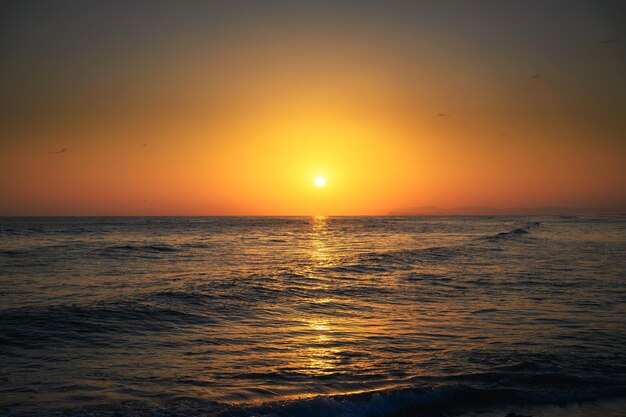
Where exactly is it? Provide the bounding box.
[2,206,626,218]
[1,214,625,218]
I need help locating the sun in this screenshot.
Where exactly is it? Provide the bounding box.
[314,176,326,187]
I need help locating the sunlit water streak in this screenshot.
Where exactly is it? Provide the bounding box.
[1,216,625,416]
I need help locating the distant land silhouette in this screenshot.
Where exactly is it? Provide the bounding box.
[389,206,626,216]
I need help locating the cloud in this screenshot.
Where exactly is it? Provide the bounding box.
[599,37,619,46]
[48,148,68,154]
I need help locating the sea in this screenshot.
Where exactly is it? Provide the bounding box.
[1,216,625,417]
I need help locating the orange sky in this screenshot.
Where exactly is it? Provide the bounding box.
[1,2,625,215]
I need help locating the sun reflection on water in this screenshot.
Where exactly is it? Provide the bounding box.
[309,215,333,267]
[287,216,345,377]
[294,318,340,376]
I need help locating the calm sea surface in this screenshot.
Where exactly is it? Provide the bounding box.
[1,216,625,416]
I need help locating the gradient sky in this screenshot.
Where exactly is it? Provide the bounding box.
[1,0,625,215]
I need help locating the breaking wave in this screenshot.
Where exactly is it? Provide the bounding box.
[7,378,626,417]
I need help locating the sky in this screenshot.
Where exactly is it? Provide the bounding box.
[1,0,625,215]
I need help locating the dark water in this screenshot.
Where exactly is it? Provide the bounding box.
[1,216,625,416]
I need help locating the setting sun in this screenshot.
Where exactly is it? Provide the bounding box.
[314,176,326,187]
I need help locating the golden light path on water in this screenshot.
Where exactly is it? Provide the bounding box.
[258,215,393,402]
[294,216,341,379]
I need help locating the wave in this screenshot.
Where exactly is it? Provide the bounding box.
[0,227,46,236]
[482,222,541,241]
[0,249,32,257]
[320,222,544,276]
[0,301,207,349]
[180,242,212,249]
[0,226,94,236]
[320,246,465,275]
[99,241,216,255]
[9,379,626,417]
[239,383,626,417]
[100,243,179,253]
[490,227,529,239]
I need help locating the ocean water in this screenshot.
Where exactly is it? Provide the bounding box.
[1,216,625,416]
